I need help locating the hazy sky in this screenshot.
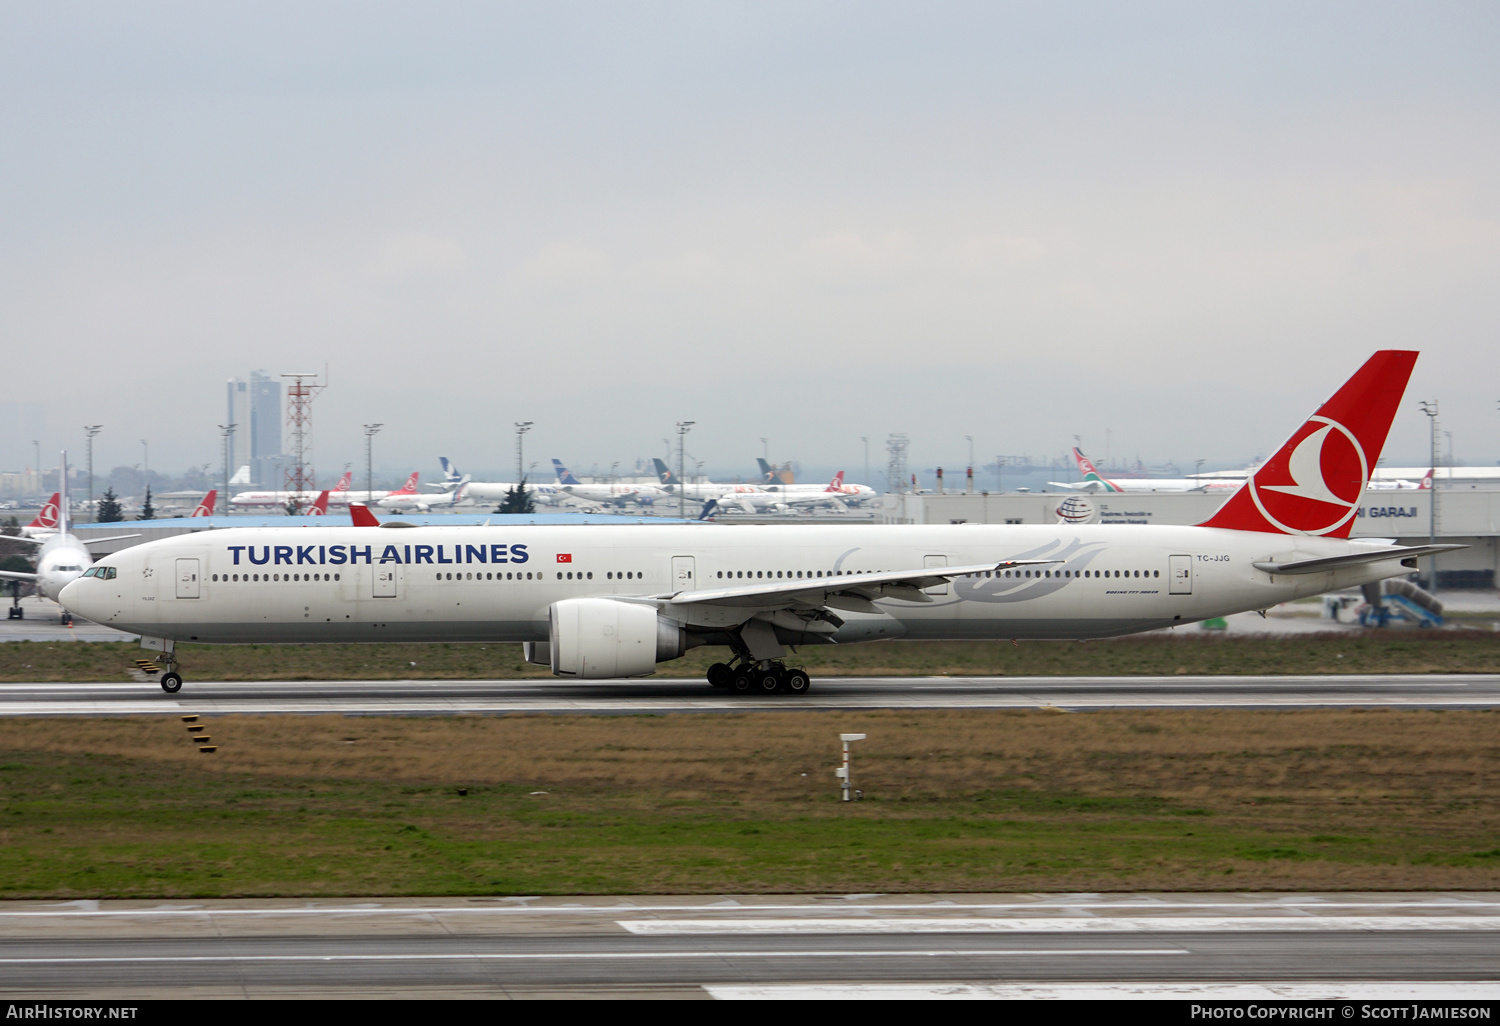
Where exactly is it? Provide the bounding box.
[3,1,1497,483]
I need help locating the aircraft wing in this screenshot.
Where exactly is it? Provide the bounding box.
[1252,544,1465,576]
[83,534,141,547]
[659,558,1062,610]
[0,534,45,547]
[0,569,38,582]
[1048,481,1101,492]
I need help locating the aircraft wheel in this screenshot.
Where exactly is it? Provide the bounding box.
[757,671,781,693]
[707,662,733,688]
[160,672,183,694]
[730,671,754,693]
[783,669,811,694]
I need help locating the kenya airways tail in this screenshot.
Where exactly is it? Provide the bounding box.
[1201,350,1417,538]
[189,491,216,517]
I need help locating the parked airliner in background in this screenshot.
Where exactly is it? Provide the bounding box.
[1050,448,1243,493]
[3,455,138,623]
[552,460,665,507]
[230,471,354,509]
[17,493,62,538]
[430,459,561,506]
[756,460,877,506]
[378,478,469,512]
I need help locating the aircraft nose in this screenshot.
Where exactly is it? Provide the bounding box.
[59,578,85,613]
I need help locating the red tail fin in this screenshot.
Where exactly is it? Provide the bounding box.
[826,471,845,492]
[28,493,60,529]
[190,490,216,517]
[307,490,331,515]
[335,471,352,492]
[1201,350,1418,538]
[349,503,379,527]
[390,472,418,495]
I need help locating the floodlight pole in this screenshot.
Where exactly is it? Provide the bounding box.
[1419,400,1439,593]
[676,421,694,519]
[837,732,867,802]
[218,424,236,518]
[83,425,102,522]
[363,423,383,505]
[514,421,533,486]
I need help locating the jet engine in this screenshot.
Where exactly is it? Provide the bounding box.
[548,598,686,678]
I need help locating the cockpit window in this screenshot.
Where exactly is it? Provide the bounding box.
[82,568,97,578]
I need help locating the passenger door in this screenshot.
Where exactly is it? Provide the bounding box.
[1169,555,1192,595]
[174,558,200,599]
[671,556,696,591]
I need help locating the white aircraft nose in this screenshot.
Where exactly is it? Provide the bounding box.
[59,578,85,614]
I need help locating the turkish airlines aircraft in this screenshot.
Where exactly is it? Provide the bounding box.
[756,460,877,505]
[2,456,138,622]
[552,460,667,506]
[378,478,469,512]
[61,351,1461,695]
[17,493,62,538]
[189,491,216,517]
[230,471,355,508]
[1050,448,1241,493]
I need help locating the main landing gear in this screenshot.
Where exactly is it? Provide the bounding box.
[706,660,811,695]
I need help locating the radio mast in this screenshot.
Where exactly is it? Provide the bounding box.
[282,372,326,513]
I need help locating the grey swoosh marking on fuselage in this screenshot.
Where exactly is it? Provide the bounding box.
[954,537,1108,605]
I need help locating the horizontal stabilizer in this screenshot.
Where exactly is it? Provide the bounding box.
[1252,544,1465,576]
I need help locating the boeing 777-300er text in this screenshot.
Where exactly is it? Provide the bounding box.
[61,351,1462,695]
[3,455,139,623]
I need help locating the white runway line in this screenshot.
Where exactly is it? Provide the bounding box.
[621,917,1500,934]
[706,982,1500,1000]
[0,949,1188,964]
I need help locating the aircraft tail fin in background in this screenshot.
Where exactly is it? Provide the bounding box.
[757,457,775,484]
[229,465,251,486]
[349,503,380,527]
[438,457,463,484]
[389,472,419,496]
[190,491,216,517]
[28,493,60,530]
[1072,448,1121,493]
[1420,468,1434,490]
[551,459,582,486]
[825,471,846,492]
[697,499,719,520]
[1200,350,1419,538]
[652,458,678,487]
[307,490,331,516]
[334,471,352,492]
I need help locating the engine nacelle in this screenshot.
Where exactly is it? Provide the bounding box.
[548,598,686,679]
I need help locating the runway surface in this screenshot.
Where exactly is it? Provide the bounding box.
[1,673,1497,715]
[1,894,1496,999]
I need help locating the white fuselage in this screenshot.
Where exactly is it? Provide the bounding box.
[231,489,386,508]
[31,534,95,603]
[61,523,1411,652]
[452,482,562,505]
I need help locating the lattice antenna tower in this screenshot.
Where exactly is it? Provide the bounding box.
[282,372,326,511]
[885,433,909,494]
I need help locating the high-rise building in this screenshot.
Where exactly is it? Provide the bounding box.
[226,371,283,487]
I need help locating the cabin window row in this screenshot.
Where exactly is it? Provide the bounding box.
[212,573,341,582]
[715,569,885,580]
[434,571,541,581]
[968,569,1161,579]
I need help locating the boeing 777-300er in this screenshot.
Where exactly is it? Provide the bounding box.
[61,351,1462,695]
[2,455,139,623]
[1050,448,1242,493]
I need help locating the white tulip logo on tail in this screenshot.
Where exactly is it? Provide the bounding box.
[1247,416,1366,536]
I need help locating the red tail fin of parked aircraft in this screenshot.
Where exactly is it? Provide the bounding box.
[1201,350,1418,538]
[349,503,379,527]
[307,490,331,516]
[334,471,352,492]
[189,491,216,517]
[1420,468,1434,490]
[28,493,60,529]
[825,471,846,492]
[388,472,419,496]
